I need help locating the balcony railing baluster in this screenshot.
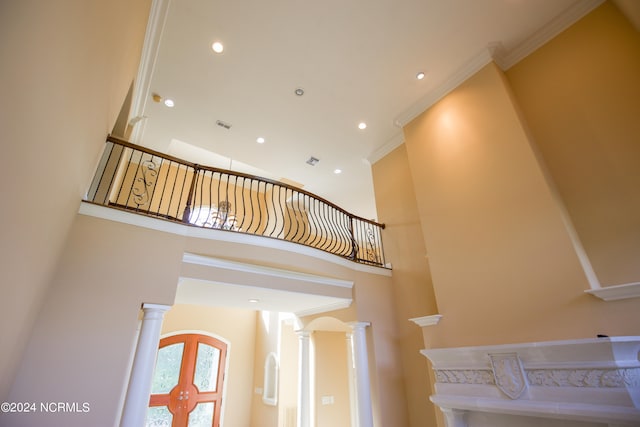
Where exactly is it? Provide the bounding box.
[85,136,388,267]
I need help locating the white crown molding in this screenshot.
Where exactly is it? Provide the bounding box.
[367,132,405,165]
[182,252,354,289]
[79,202,391,276]
[409,314,443,327]
[497,0,605,70]
[394,48,495,128]
[391,0,605,133]
[585,282,640,301]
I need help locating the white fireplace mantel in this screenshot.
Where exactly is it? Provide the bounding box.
[422,336,640,426]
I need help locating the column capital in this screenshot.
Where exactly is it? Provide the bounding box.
[141,303,171,320]
[347,321,371,331]
[295,329,311,337]
[141,303,171,311]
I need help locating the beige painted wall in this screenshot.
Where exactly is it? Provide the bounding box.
[160,304,258,427]
[372,143,438,427]
[278,322,299,427]
[401,60,640,351]
[505,1,640,286]
[0,0,151,401]
[314,331,351,427]
[250,312,280,427]
[352,271,409,427]
[5,214,183,427]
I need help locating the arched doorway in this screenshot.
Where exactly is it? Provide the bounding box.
[147,333,228,427]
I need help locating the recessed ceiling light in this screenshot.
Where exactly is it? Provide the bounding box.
[334,169,342,174]
[256,137,265,144]
[163,99,175,107]
[358,122,367,130]
[294,88,304,96]
[416,71,426,80]
[212,41,224,53]
[248,299,259,303]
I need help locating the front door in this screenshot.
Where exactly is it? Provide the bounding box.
[147,333,227,427]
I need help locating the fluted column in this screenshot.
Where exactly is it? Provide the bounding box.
[120,303,171,427]
[297,330,312,427]
[348,322,373,427]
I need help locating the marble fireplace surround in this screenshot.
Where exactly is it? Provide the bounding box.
[422,336,640,427]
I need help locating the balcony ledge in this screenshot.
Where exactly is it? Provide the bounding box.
[79,201,391,277]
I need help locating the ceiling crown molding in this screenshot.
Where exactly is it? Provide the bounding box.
[367,132,405,165]
[497,0,605,70]
[391,0,605,133]
[393,47,495,129]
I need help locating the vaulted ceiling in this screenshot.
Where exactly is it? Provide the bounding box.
[133,0,606,220]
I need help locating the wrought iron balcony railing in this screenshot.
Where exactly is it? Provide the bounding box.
[85,136,387,267]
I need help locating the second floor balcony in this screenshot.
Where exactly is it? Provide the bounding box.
[85,136,387,268]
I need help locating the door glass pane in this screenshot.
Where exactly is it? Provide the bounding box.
[146,406,173,427]
[188,402,214,427]
[151,343,184,394]
[193,343,221,392]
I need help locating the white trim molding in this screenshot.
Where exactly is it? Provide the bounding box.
[409,314,443,327]
[367,132,405,165]
[585,282,640,301]
[495,0,605,70]
[183,253,354,289]
[394,47,495,128]
[390,0,605,134]
[129,0,172,144]
[422,336,640,426]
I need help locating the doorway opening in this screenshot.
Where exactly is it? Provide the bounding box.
[147,333,228,427]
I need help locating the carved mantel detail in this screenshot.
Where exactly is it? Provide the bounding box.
[435,367,640,389]
[422,337,640,426]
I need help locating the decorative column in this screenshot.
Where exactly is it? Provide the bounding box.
[348,322,374,427]
[346,333,358,427]
[297,330,312,427]
[120,303,171,427]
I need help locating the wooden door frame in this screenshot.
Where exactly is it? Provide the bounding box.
[150,330,231,427]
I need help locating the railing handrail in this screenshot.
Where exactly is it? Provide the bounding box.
[89,136,387,267]
[106,135,385,229]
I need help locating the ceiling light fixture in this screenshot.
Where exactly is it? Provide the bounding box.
[294,88,304,96]
[334,169,342,174]
[248,299,259,303]
[416,71,426,80]
[163,98,175,108]
[358,122,367,130]
[212,41,224,53]
[256,137,265,144]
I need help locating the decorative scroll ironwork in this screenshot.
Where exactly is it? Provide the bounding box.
[131,159,159,208]
[85,136,388,268]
